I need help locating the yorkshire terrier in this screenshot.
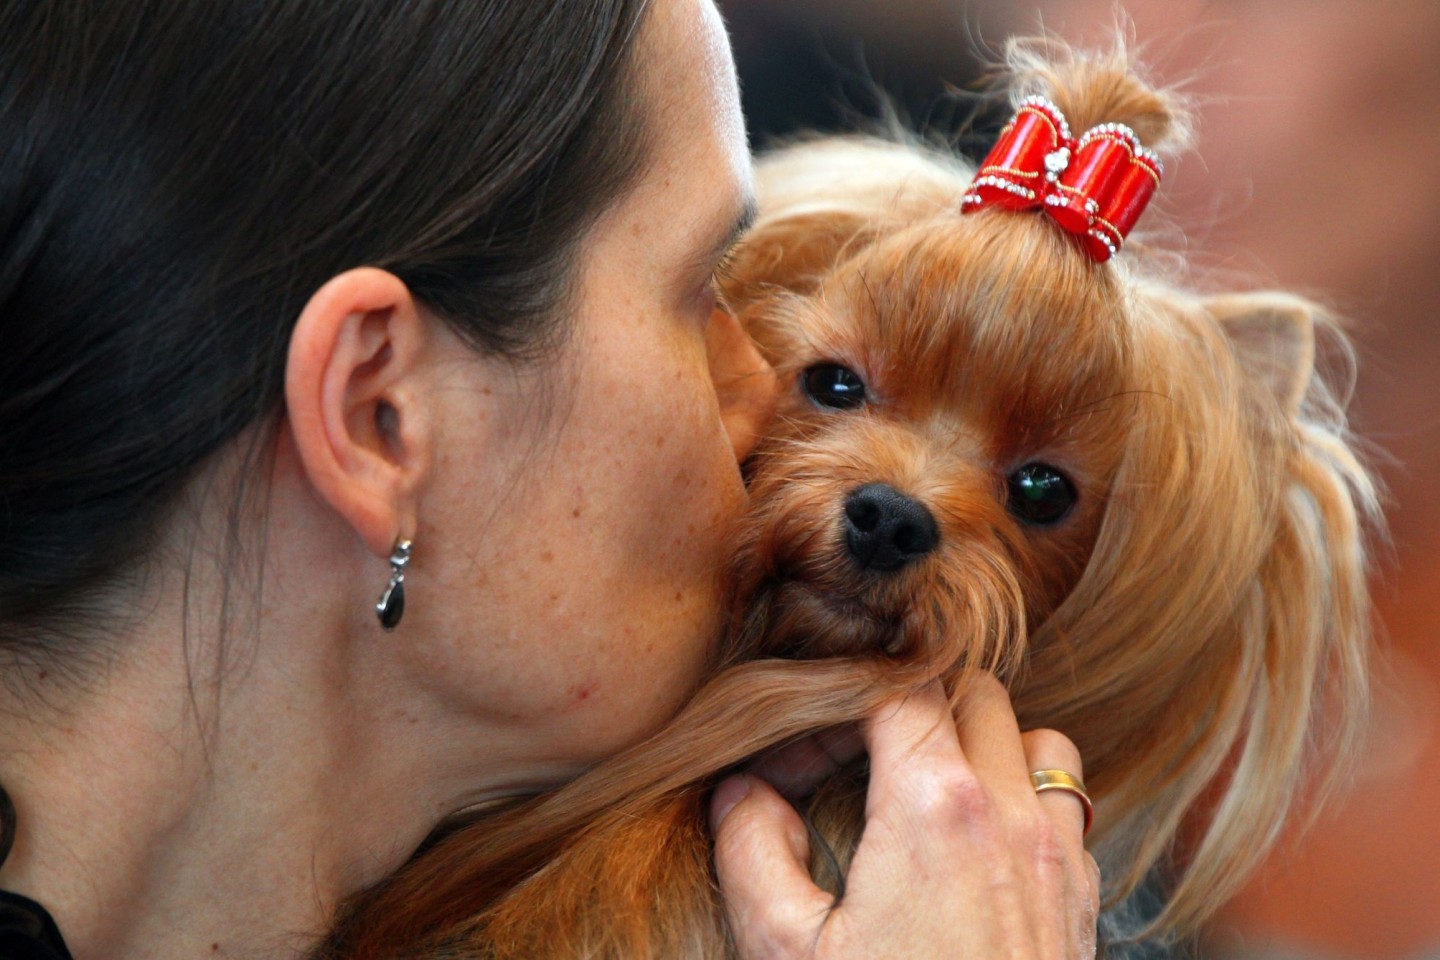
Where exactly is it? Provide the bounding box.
[319,38,1379,960]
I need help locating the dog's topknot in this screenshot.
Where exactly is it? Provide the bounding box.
[1003,36,1193,157]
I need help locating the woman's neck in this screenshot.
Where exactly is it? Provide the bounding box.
[0,450,596,959]
[0,616,381,958]
[0,569,521,960]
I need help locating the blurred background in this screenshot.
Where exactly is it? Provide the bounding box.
[714,2,1440,958]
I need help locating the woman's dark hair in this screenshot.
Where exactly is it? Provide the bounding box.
[0,0,652,664]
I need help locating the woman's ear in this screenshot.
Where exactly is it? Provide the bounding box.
[285,268,432,557]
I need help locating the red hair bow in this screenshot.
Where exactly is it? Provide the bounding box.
[961,96,1163,262]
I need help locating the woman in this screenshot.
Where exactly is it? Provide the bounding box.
[0,1,1098,957]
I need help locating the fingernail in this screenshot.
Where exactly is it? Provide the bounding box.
[710,775,752,830]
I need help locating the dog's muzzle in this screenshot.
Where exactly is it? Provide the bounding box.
[842,483,939,573]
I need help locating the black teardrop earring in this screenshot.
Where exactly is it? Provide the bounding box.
[375,538,413,631]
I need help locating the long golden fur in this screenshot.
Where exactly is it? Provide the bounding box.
[318,39,1379,960]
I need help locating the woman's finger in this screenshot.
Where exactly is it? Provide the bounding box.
[1020,727,1090,845]
[745,723,865,801]
[859,681,971,817]
[951,672,1033,801]
[710,774,835,959]
[1021,726,1100,960]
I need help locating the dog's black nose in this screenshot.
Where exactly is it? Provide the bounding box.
[843,483,939,573]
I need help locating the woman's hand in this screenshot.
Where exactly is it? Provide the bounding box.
[708,675,1100,959]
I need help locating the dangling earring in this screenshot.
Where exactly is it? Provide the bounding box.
[376,538,413,631]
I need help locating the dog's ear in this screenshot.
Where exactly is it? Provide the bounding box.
[720,208,876,306]
[721,137,973,310]
[707,306,778,461]
[1208,291,1317,415]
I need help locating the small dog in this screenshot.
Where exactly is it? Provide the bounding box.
[320,39,1378,960]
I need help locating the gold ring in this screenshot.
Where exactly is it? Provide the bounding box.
[1029,769,1093,836]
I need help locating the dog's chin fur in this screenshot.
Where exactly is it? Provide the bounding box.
[726,450,1033,664]
[318,39,1381,960]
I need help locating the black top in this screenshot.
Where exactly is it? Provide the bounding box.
[0,891,72,960]
[0,786,73,960]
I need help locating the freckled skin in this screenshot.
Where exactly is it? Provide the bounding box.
[391,0,760,775]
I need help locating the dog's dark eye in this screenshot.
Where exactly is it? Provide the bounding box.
[803,364,866,410]
[1006,464,1076,526]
